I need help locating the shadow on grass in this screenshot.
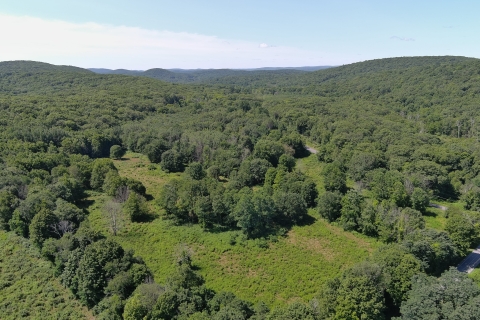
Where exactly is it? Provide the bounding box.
[423,209,439,218]
[296,148,314,159]
[203,225,231,234]
[294,213,317,227]
[135,212,159,223]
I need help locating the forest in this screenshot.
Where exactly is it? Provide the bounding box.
[1,56,480,319]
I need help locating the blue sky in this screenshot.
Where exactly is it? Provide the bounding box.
[1,1,478,69]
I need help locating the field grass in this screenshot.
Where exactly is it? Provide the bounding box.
[0,231,91,320]
[469,268,480,287]
[85,153,379,306]
[423,207,447,230]
[296,154,325,196]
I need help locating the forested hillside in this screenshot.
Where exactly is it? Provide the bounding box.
[1,57,480,319]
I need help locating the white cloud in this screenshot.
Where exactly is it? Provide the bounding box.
[0,14,328,69]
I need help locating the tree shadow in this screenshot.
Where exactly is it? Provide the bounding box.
[203,225,231,234]
[77,198,95,210]
[136,213,158,223]
[295,213,317,227]
[296,148,313,159]
[423,209,439,218]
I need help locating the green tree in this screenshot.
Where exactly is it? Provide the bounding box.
[54,198,86,227]
[399,268,480,320]
[146,141,169,164]
[249,158,272,185]
[123,294,148,320]
[273,192,307,223]
[94,294,124,320]
[77,239,125,307]
[371,245,422,306]
[161,149,184,173]
[280,133,306,157]
[232,189,275,238]
[340,190,363,231]
[102,170,123,197]
[390,181,409,207]
[109,145,126,160]
[253,140,285,166]
[0,190,17,230]
[463,188,480,211]
[29,208,58,247]
[91,158,116,190]
[9,209,28,237]
[410,188,429,213]
[322,162,347,193]
[445,212,478,253]
[208,291,254,319]
[359,202,378,236]
[124,192,149,222]
[301,180,318,208]
[403,228,460,276]
[105,271,135,299]
[317,191,342,222]
[187,162,206,180]
[208,165,221,180]
[319,262,386,320]
[278,154,296,172]
[349,152,383,182]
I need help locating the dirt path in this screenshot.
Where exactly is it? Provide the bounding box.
[306,146,318,154]
[429,203,448,211]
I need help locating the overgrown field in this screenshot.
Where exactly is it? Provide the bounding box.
[0,232,90,320]
[86,152,379,306]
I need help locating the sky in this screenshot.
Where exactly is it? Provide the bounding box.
[1,0,479,69]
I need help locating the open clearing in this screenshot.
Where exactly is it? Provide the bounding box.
[86,153,379,306]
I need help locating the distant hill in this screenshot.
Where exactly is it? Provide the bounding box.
[0,61,92,74]
[88,68,143,75]
[241,66,332,71]
[298,56,478,85]
[201,55,480,89]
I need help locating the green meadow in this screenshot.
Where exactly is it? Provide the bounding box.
[86,152,379,306]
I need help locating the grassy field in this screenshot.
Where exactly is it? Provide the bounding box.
[86,152,379,306]
[469,268,480,286]
[0,232,91,320]
[423,207,447,230]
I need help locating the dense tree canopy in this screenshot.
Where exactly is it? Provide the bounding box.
[2,57,480,319]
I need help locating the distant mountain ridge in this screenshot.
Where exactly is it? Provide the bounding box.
[89,65,332,73]
[87,66,333,84]
[1,56,477,89]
